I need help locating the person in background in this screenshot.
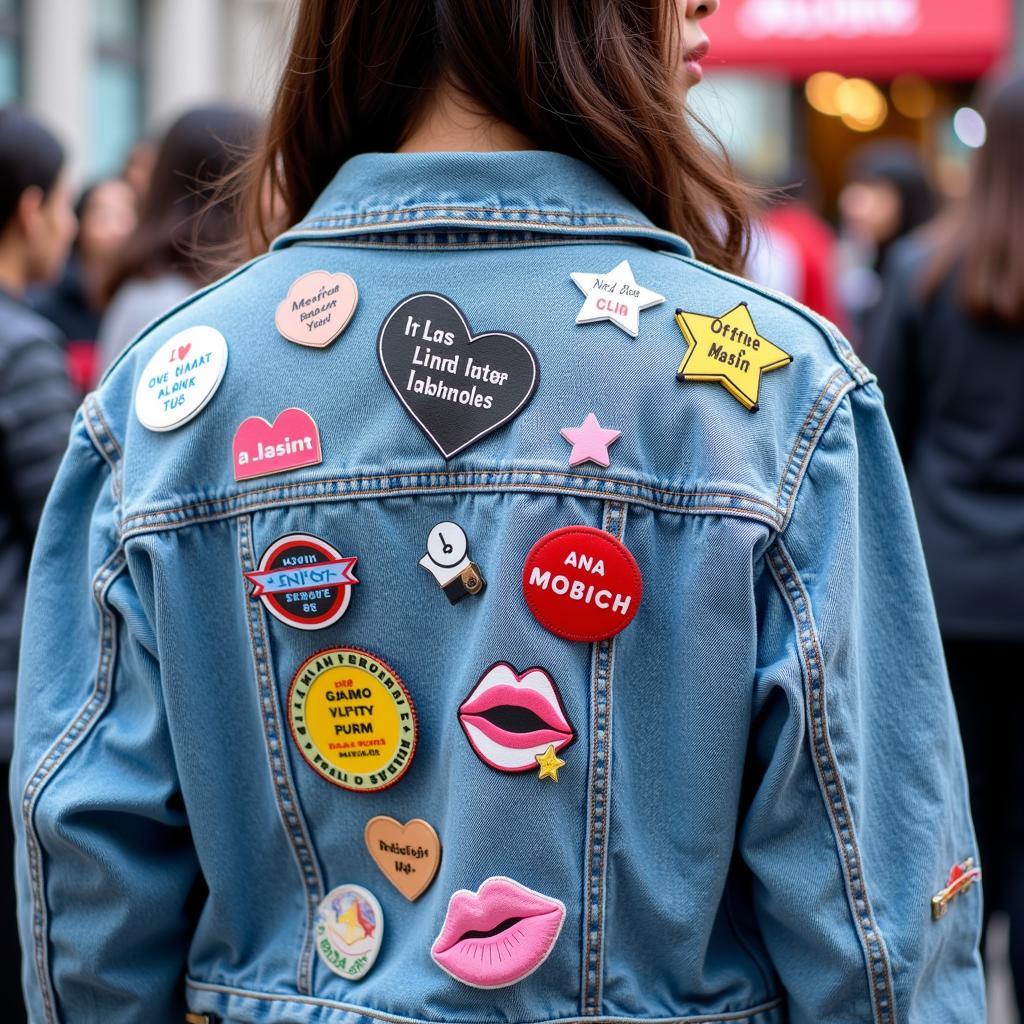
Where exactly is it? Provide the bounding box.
[746,168,846,327]
[121,136,157,208]
[96,105,261,373]
[31,179,138,394]
[0,107,77,1023]
[838,141,936,343]
[864,72,1024,1013]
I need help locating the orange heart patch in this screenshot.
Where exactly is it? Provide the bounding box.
[364,816,441,902]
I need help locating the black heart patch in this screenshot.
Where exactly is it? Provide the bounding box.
[378,293,539,460]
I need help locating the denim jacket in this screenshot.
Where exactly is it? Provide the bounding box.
[13,151,984,1024]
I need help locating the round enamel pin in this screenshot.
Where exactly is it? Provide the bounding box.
[522,526,642,642]
[244,533,358,630]
[288,647,417,792]
[315,883,383,979]
[276,270,358,348]
[134,325,227,431]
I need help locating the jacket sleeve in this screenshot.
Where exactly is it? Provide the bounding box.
[740,381,984,1024]
[11,410,199,1024]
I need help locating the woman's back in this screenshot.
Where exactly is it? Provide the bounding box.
[867,238,1024,639]
[13,148,983,1023]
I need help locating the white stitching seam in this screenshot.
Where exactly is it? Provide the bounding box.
[767,539,896,1024]
[237,514,324,994]
[185,977,785,1024]
[21,547,127,1024]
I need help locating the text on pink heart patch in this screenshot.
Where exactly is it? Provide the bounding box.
[232,407,323,481]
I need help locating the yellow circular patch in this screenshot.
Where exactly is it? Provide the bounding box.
[288,647,417,792]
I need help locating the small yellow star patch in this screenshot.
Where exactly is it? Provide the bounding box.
[536,744,566,782]
[675,302,793,412]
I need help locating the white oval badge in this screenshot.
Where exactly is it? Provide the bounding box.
[134,325,228,432]
[315,883,384,980]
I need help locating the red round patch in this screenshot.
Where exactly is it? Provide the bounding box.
[522,525,642,642]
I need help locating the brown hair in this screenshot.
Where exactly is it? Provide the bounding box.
[922,73,1024,327]
[238,0,754,273]
[106,105,260,302]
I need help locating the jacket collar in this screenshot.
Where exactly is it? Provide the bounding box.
[272,150,692,256]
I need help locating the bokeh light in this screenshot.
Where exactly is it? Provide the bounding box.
[953,107,987,148]
[836,78,889,132]
[805,72,845,116]
[891,74,936,119]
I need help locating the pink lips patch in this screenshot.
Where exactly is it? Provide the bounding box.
[431,876,565,989]
[458,662,575,773]
[232,407,323,481]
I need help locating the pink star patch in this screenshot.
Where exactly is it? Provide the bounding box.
[560,413,621,468]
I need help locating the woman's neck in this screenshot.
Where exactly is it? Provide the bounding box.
[398,78,534,153]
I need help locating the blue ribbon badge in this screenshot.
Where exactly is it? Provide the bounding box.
[245,557,358,597]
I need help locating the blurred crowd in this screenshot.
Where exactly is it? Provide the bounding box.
[750,73,1024,1024]
[0,72,1023,1020]
[0,101,260,1018]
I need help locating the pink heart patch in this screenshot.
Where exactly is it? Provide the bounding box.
[276,270,358,348]
[232,408,323,482]
[177,343,192,361]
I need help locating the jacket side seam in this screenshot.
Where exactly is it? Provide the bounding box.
[237,513,324,994]
[775,372,857,530]
[581,501,623,1013]
[185,977,785,1024]
[20,546,127,1024]
[766,540,896,1024]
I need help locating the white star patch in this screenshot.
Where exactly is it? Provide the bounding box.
[570,260,665,338]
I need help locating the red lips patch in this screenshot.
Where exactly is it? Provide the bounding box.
[522,525,642,642]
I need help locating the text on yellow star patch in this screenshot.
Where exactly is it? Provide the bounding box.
[674,302,792,412]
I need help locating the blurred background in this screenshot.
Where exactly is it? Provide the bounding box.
[0,1,1021,1021]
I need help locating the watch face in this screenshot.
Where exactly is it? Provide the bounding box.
[425,522,468,569]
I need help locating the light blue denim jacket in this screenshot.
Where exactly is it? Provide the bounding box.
[13,151,984,1024]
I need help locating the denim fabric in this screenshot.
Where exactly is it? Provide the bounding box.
[12,151,983,1024]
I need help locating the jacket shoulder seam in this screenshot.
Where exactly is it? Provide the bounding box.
[766,538,897,1024]
[776,372,857,531]
[99,251,274,385]
[19,546,127,1024]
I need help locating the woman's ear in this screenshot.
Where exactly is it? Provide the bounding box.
[14,184,45,239]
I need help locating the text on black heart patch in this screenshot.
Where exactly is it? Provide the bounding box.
[378,292,539,459]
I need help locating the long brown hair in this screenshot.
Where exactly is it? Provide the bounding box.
[923,73,1024,327]
[238,0,754,273]
[106,105,260,302]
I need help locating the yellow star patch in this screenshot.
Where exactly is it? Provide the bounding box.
[536,744,566,782]
[674,302,793,412]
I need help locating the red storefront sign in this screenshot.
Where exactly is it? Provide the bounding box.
[707,0,1011,79]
